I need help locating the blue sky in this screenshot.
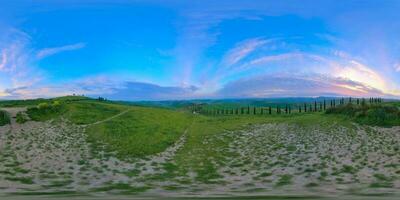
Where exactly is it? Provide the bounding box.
[1,0,400,100]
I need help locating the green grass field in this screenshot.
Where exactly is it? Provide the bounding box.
[86,106,193,158]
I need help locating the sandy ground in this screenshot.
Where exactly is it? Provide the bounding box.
[0,107,399,199]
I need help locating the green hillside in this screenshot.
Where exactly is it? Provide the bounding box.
[86,106,193,158]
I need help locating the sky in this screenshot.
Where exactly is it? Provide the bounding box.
[1,0,400,100]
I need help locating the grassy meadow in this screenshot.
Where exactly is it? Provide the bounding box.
[86,106,193,158]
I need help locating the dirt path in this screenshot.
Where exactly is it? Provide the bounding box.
[84,109,132,127]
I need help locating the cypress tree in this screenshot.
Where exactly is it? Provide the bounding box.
[314,101,317,112]
[304,103,307,112]
[254,107,256,115]
[269,106,272,114]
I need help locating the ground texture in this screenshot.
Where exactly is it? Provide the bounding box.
[0,107,399,199]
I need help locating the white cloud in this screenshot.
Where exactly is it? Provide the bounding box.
[36,43,86,59]
[0,28,45,98]
[222,38,269,66]
[0,32,43,90]
[244,53,302,67]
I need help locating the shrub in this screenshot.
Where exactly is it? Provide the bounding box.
[37,102,50,110]
[27,101,64,121]
[0,110,10,126]
[16,112,28,124]
[326,103,400,126]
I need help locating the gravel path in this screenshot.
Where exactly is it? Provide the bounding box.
[85,109,132,126]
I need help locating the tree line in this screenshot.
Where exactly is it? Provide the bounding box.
[189,97,383,115]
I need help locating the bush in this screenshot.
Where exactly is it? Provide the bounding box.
[0,110,10,126]
[326,103,400,126]
[27,101,64,121]
[16,112,28,124]
[37,102,50,110]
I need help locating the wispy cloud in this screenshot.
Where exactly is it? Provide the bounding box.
[100,81,199,101]
[1,78,200,101]
[0,75,121,99]
[217,74,387,98]
[222,38,269,67]
[241,53,302,68]
[0,29,43,94]
[36,43,86,59]
[334,60,387,92]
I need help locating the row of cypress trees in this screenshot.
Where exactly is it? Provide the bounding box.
[197,97,383,115]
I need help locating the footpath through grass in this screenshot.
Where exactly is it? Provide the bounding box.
[13,96,194,159]
[86,106,194,158]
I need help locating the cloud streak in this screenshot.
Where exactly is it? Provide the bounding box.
[217,74,386,98]
[36,43,86,59]
[101,82,199,101]
[0,29,43,95]
[222,38,269,67]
